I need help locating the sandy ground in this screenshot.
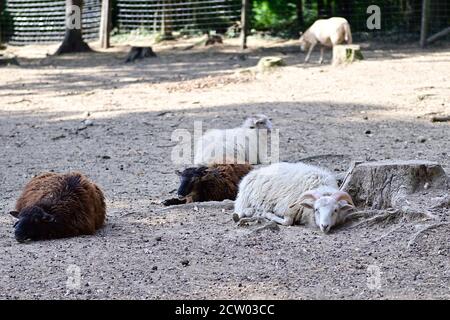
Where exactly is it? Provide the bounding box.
[0,37,449,299]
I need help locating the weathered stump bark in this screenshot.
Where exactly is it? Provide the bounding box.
[332,44,363,65]
[341,160,449,212]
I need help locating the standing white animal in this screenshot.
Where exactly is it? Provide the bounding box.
[299,17,352,64]
[233,162,355,233]
[194,114,273,165]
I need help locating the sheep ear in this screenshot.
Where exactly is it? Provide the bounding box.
[339,201,355,214]
[9,211,20,218]
[298,201,314,210]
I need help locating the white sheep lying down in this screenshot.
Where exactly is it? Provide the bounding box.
[233,162,355,233]
[194,114,273,165]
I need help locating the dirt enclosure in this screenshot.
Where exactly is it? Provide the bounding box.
[0,37,449,299]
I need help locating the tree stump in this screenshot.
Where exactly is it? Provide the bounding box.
[0,54,19,66]
[256,57,285,73]
[332,44,363,65]
[341,160,449,212]
[125,46,157,63]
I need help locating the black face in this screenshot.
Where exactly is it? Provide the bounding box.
[10,206,56,243]
[176,167,206,198]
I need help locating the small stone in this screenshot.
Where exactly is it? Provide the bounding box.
[83,119,94,126]
[365,130,372,135]
[152,266,158,271]
[417,136,426,143]
[155,236,162,241]
[181,259,189,267]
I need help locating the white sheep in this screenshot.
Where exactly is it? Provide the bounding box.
[194,114,273,165]
[233,162,355,233]
[299,17,352,64]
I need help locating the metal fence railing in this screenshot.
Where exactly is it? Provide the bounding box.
[0,0,448,45]
[0,0,101,45]
[115,0,242,34]
[250,0,450,42]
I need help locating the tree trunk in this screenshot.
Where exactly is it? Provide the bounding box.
[337,0,352,18]
[55,0,91,55]
[317,0,324,17]
[161,0,174,40]
[240,0,249,50]
[296,0,304,28]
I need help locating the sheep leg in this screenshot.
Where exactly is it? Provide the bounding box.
[263,212,294,226]
[162,198,186,206]
[319,47,325,64]
[304,43,316,63]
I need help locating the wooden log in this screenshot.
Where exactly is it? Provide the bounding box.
[332,44,363,65]
[431,115,450,123]
[427,27,450,45]
[0,54,20,66]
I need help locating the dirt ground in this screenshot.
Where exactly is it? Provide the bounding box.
[0,37,449,300]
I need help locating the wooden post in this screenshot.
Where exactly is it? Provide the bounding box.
[0,0,3,45]
[420,0,430,48]
[240,0,249,50]
[99,0,111,49]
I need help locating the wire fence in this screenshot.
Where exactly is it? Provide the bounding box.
[0,0,101,45]
[0,0,448,45]
[251,0,450,42]
[115,0,242,35]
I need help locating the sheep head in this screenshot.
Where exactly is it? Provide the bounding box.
[298,190,355,234]
[298,32,311,52]
[9,206,56,243]
[242,114,273,131]
[175,166,209,200]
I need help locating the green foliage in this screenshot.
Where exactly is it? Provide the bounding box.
[252,0,297,31]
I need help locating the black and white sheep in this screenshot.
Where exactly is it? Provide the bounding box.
[163,164,252,206]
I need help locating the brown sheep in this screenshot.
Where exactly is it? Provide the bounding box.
[9,172,106,243]
[162,164,252,206]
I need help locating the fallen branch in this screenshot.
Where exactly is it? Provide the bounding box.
[297,154,346,163]
[407,222,450,248]
[156,199,234,212]
[340,160,364,190]
[427,27,450,44]
[431,115,450,123]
